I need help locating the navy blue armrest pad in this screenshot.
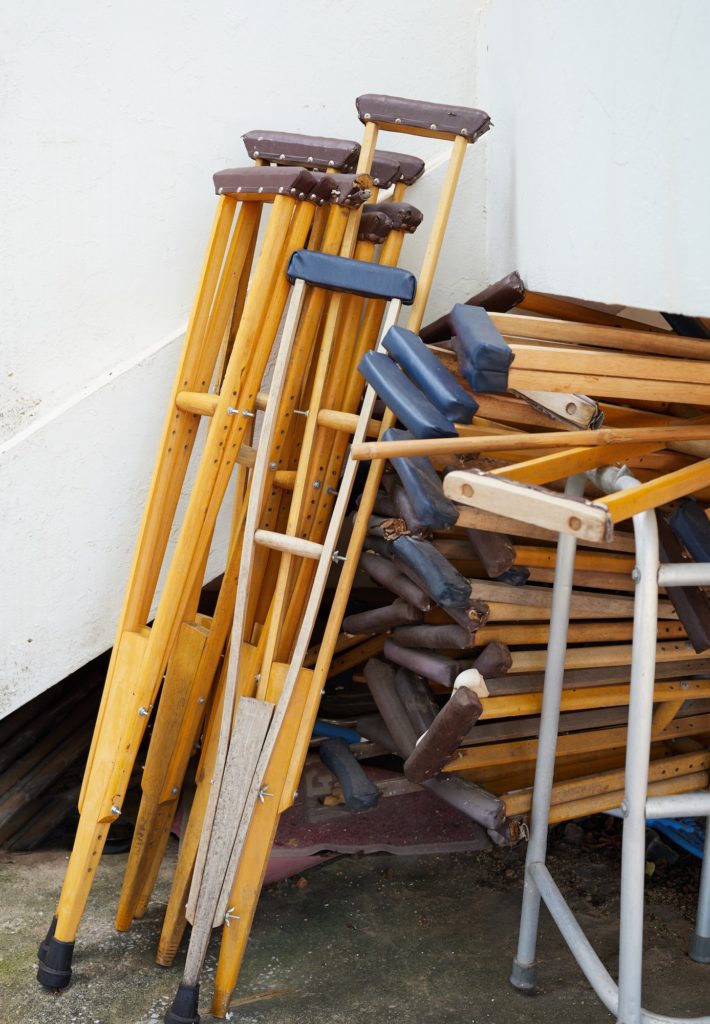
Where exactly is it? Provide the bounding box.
[449,304,514,371]
[359,352,457,439]
[287,250,417,304]
[382,324,478,423]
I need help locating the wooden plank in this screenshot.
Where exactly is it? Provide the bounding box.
[599,458,710,522]
[490,312,708,360]
[479,679,710,720]
[444,471,613,543]
[444,712,710,772]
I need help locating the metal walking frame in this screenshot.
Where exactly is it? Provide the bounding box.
[510,469,710,1024]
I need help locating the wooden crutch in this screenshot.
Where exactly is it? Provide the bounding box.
[38,166,322,990]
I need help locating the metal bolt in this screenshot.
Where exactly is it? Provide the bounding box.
[227,406,239,416]
[171,787,179,795]
[269,461,278,471]
[255,672,261,682]
[294,408,308,417]
[327,487,338,497]
[111,805,121,817]
[138,706,150,717]
[224,907,240,927]
[197,696,206,704]
[321,688,326,696]
[332,551,347,564]
[313,480,321,490]
[631,567,641,583]
[258,786,274,804]
[680,680,690,690]
[242,409,255,418]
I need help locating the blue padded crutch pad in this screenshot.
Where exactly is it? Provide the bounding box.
[382,324,479,423]
[358,352,457,439]
[383,427,459,530]
[669,498,710,564]
[449,303,514,393]
[287,250,416,304]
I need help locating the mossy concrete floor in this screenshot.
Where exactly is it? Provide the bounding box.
[0,832,707,1024]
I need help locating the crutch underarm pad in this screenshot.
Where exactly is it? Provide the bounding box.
[287,250,417,303]
[374,150,426,185]
[384,429,459,530]
[669,499,710,563]
[450,304,514,392]
[391,535,472,608]
[359,209,395,244]
[357,94,492,143]
[242,129,360,171]
[420,271,526,344]
[359,352,457,438]
[370,201,424,233]
[370,153,403,188]
[382,324,479,423]
[214,165,317,198]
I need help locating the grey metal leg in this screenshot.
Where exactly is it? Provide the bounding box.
[510,474,585,993]
[617,508,660,1024]
[690,814,710,963]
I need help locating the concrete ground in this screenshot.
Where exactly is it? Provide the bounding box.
[0,831,708,1024]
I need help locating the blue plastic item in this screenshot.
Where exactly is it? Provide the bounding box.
[312,719,362,745]
[647,817,706,859]
[287,250,417,304]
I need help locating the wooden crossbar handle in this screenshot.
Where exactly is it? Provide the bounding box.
[253,530,323,560]
[176,391,219,416]
[444,470,613,543]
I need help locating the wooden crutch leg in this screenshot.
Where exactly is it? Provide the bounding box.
[80,198,256,808]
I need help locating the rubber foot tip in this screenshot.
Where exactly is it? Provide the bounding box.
[165,982,200,1024]
[689,933,710,964]
[510,958,537,994]
[36,924,74,990]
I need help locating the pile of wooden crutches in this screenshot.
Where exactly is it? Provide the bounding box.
[36,94,494,1022]
[342,280,710,829]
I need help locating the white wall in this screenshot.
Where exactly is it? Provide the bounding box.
[477,0,710,315]
[1,0,489,716]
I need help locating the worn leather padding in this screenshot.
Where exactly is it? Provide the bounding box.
[358,352,457,439]
[213,165,317,196]
[374,149,425,184]
[357,93,491,141]
[242,129,360,171]
[370,201,423,233]
[287,250,416,303]
[382,324,478,423]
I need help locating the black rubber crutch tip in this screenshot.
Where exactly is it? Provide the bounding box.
[164,982,201,1024]
[36,918,74,990]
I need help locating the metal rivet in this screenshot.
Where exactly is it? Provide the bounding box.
[313,480,321,490]
[430,123,437,130]
[395,117,402,124]
[269,461,278,471]
[253,150,260,157]
[631,567,641,583]
[197,696,206,704]
[171,787,179,795]
[224,907,240,927]
[364,113,371,120]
